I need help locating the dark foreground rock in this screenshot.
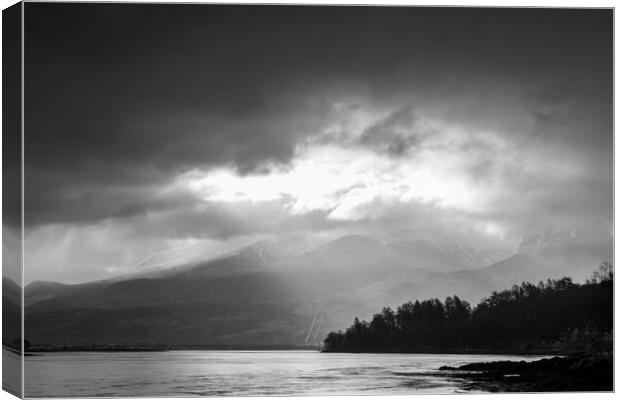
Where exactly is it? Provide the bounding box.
[439,353,612,392]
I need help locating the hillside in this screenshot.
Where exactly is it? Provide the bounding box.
[24,232,612,347]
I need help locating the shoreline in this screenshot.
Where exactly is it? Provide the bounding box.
[437,352,613,392]
[25,345,562,356]
[320,347,566,356]
[24,344,322,353]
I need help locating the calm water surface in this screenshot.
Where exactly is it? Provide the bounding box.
[25,351,548,397]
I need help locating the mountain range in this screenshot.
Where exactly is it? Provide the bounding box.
[18,230,613,348]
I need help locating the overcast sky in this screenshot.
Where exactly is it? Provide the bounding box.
[18,5,612,284]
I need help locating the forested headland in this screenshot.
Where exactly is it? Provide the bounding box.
[323,263,613,354]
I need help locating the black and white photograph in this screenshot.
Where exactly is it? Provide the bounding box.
[1,1,615,397]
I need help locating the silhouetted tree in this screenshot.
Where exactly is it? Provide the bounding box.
[323,264,613,353]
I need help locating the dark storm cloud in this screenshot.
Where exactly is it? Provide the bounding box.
[358,106,434,156]
[24,4,612,226]
[24,177,203,226]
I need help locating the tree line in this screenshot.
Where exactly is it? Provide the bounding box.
[323,263,613,353]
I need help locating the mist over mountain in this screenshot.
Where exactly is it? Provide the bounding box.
[126,235,323,279]
[23,227,612,348]
[387,239,511,272]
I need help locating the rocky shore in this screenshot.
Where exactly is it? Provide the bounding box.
[439,353,613,392]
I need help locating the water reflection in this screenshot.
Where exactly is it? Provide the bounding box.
[25,350,548,397]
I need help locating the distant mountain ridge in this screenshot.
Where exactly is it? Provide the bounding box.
[23,231,612,348]
[518,227,611,253]
[125,236,323,280]
[387,239,512,272]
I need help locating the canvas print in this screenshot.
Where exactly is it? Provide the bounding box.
[2,2,614,397]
